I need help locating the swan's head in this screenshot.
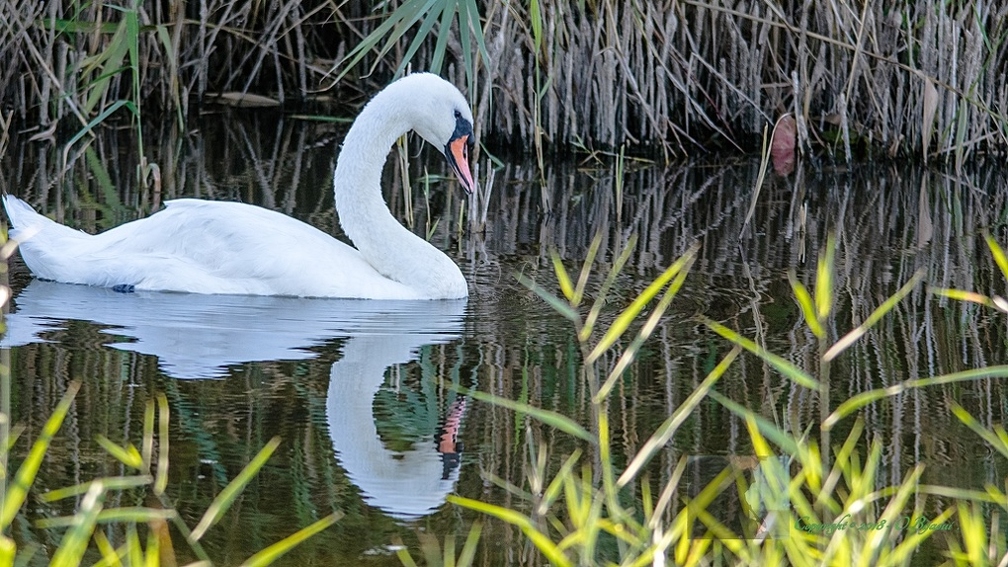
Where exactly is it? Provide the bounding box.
[387,73,476,194]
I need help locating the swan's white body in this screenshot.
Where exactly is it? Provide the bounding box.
[3,73,475,299]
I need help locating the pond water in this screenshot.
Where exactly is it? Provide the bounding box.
[1,113,1007,565]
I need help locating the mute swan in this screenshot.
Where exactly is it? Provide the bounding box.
[3,73,476,299]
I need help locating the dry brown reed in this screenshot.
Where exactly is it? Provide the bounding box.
[5,1,1008,159]
[0,1,1006,161]
[483,0,1008,161]
[0,1,345,127]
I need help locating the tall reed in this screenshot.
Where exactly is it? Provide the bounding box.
[2,1,1004,161]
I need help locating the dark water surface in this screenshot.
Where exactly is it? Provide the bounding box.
[1,114,1007,565]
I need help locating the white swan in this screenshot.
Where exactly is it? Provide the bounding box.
[3,73,476,299]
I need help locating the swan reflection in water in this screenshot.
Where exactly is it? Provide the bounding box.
[2,280,469,520]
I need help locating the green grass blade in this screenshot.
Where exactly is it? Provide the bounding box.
[542,452,582,514]
[562,466,594,539]
[40,18,118,34]
[596,266,689,400]
[705,319,819,390]
[239,513,342,567]
[127,522,143,567]
[37,506,175,528]
[587,245,696,363]
[333,0,435,82]
[191,436,282,541]
[467,390,593,443]
[0,537,13,565]
[529,0,543,54]
[1,381,80,527]
[155,394,170,495]
[824,366,1008,429]
[618,347,739,487]
[2,423,23,452]
[456,521,483,566]
[930,287,997,310]
[142,399,155,471]
[457,0,476,93]
[815,234,836,320]
[861,466,944,567]
[582,235,637,340]
[788,270,825,338]
[64,99,133,155]
[817,420,864,507]
[83,146,119,217]
[462,0,490,64]
[144,518,160,567]
[573,234,602,305]
[741,416,792,514]
[49,481,105,566]
[945,503,983,566]
[84,65,129,116]
[91,530,120,566]
[42,475,152,502]
[95,435,144,469]
[382,0,435,66]
[950,402,1008,460]
[428,0,457,74]
[395,544,420,567]
[82,19,130,114]
[707,391,801,455]
[125,4,140,98]
[400,6,444,74]
[823,269,924,361]
[336,1,411,77]
[551,253,576,303]
[449,496,572,567]
[984,233,1008,281]
[516,272,580,323]
[164,497,212,563]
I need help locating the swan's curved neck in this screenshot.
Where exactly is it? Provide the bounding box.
[333,90,466,299]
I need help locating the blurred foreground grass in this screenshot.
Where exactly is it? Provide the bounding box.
[401,232,1008,566]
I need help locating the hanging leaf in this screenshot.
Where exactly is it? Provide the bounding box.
[770,114,797,175]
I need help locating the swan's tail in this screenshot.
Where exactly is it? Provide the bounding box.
[4,194,29,223]
[5,195,41,242]
[3,194,79,241]
[3,195,93,282]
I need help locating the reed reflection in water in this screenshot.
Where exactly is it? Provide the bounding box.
[1,114,1007,564]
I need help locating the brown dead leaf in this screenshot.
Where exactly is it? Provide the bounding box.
[770,114,797,175]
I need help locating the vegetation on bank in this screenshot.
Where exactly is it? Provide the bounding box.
[396,232,1008,566]
[1,1,1006,161]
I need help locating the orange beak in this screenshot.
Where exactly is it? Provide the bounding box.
[446,135,475,194]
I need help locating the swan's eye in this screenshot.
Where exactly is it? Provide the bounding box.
[449,109,474,153]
